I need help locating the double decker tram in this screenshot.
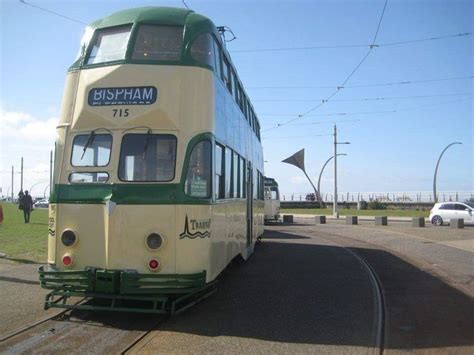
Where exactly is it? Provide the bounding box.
[40,7,264,314]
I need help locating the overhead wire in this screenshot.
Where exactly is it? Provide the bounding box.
[19,0,87,25]
[262,0,390,132]
[247,75,474,89]
[231,32,472,53]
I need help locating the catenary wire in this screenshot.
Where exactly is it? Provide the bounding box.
[247,75,474,89]
[19,0,87,25]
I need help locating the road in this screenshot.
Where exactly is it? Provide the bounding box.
[1,219,473,353]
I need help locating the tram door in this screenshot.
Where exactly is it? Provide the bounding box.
[246,162,253,247]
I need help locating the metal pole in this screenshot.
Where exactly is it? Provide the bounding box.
[433,142,462,203]
[20,157,24,192]
[333,125,338,217]
[11,166,14,202]
[317,153,347,201]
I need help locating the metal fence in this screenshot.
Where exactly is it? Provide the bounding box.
[281,191,474,203]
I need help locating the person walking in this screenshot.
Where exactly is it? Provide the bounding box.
[21,190,34,223]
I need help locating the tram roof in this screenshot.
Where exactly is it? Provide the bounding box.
[89,7,214,34]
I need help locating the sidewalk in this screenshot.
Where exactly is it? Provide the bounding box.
[288,214,429,223]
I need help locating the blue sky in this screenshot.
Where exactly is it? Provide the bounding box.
[0,0,472,199]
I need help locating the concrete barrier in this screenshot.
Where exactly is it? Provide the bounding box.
[346,216,358,225]
[283,215,294,223]
[375,216,388,226]
[412,217,425,227]
[450,218,464,229]
[315,216,326,224]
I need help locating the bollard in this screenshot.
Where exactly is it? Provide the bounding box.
[315,215,326,224]
[283,215,294,223]
[450,218,464,229]
[375,216,387,226]
[346,216,358,225]
[412,217,425,227]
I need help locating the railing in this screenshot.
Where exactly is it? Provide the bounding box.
[281,191,474,203]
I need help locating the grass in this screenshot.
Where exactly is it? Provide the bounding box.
[0,202,48,263]
[281,208,429,218]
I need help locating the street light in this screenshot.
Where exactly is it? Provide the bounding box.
[433,142,462,203]
[333,125,350,217]
[318,154,347,202]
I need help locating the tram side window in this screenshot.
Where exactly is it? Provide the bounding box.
[233,151,239,198]
[240,157,246,198]
[223,57,232,93]
[87,26,131,65]
[71,134,112,167]
[119,134,176,182]
[212,39,223,79]
[225,148,233,198]
[190,32,216,68]
[185,141,211,198]
[69,172,109,184]
[133,25,184,61]
[215,144,225,199]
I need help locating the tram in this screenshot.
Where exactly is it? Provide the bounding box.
[264,177,281,223]
[39,7,264,314]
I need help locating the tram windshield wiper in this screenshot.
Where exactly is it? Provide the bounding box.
[81,130,96,160]
[142,129,153,160]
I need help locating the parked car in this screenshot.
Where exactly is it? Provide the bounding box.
[429,202,474,226]
[34,199,49,208]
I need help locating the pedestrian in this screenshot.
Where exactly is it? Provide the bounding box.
[21,190,34,223]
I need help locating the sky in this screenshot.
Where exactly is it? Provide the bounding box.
[0,0,472,199]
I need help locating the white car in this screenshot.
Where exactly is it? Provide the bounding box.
[34,199,49,208]
[429,202,474,226]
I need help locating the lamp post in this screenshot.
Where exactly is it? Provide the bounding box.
[333,125,350,217]
[318,153,347,202]
[433,142,462,203]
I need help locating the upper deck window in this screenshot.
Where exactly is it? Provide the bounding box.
[71,134,112,167]
[87,26,131,65]
[191,33,216,69]
[118,134,176,182]
[132,25,183,61]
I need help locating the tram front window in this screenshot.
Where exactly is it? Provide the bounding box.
[119,134,177,182]
[71,134,112,167]
[132,25,184,61]
[87,26,131,65]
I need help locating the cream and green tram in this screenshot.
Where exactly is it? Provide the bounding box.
[40,7,264,314]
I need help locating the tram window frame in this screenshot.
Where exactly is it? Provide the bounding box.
[69,172,109,184]
[71,133,113,167]
[132,25,184,62]
[184,140,212,198]
[225,147,233,198]
[213,40,224,82]
[215,143,225,200]
[118,133,177,182]
[86,25,132,65]
[189,32,216,69]
[240,157,246,199]
[233,71,239,104]
[233,151,239,198]
[222,56,232,94]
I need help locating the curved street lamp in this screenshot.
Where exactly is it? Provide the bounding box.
[29,181,46,196]
[317,154,347,201]
[433,142,462,203]
[43,184,50,199]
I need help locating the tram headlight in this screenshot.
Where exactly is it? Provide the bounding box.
[146,233,163,250]
[61,230,77,247]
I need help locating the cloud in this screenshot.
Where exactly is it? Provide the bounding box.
[0,110,57,141]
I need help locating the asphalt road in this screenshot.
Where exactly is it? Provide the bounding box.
[1,220,472,354]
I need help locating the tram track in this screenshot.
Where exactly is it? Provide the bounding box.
[271,224,388,354]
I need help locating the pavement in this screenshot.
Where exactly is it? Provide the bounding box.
[1,220,472,353]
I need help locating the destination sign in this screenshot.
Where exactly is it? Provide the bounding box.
[88,86,157,106]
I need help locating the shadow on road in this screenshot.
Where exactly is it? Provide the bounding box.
[62,229,473,351]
